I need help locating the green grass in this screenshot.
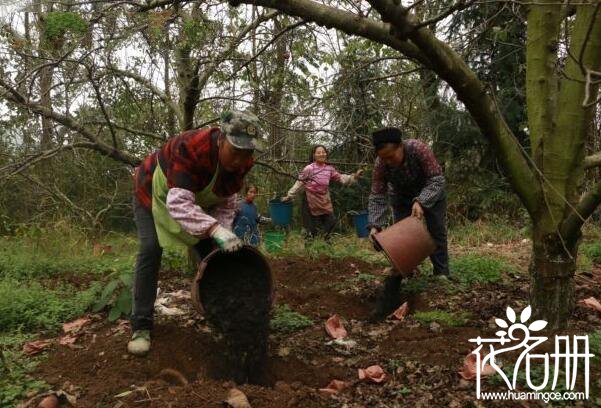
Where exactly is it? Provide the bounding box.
[449,220,526,247]
[276,231,388,265]
[413,310,469,327]
[582,243,601,264]
[270,304,313,333]
[0,333,47,407]
[589,331,601,363]
[450,254,511,285]
[0,279,100,332]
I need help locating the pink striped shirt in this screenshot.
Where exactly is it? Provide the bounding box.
[299,163,344,193]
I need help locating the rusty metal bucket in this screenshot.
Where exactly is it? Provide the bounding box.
[191,245,275,314]
[373,217,436,277]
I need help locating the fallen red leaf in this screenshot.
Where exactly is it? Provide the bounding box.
[325,314,347,339]
[318,379,350,394]
[38,394,59,408]
[22,340,52,355]
[59,334,78,346]
[63,317,91,333]
[357,365,386,383]
[224,388,251,408]
[93,243,112,257]
[459,352,497,380]
[578,297,601,312]
[388,302,409,320]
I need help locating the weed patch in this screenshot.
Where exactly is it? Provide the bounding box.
[0,333,47,406]
[0,280,100,331]
[413,310,469,327]
[450,254,510,285]
[582,243,601,264]
[270,304,313,333]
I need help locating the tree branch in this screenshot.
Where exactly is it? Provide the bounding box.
[0,78,140,167]
[228,0,430,67]
[560,181,601,241]
[584,152,601,169]
[105,65,183,127]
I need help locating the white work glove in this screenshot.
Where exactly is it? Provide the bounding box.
[210,225,243,253]
[280,195,292,203]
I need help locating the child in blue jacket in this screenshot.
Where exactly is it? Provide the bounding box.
[233,185,270,246]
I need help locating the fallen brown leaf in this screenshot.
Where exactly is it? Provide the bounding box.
[37,395,59,408]
[578,297,601,312]
[62,317,91,334]
[23,340,52,355]
[325,314,348,339]
[58,334,78,346]
[459,352,497,380]
[388,302,409,321]
[224,388,251,408]
[318,379,350,394]
[357,365,386,383]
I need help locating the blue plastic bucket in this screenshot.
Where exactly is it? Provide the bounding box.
[352,210,369,238]
[269,199,293,227]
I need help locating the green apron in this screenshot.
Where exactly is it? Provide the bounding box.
[152,163,223,249]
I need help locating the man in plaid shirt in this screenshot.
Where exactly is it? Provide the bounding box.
[128,110,263,356]
[367,127,449,318]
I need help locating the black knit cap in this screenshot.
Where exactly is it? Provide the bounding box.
[372,127,402,146]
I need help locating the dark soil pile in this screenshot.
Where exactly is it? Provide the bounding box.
[198,249,272,385]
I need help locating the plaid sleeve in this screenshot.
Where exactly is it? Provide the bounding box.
[368,157,389,229]
[413,141,445,208]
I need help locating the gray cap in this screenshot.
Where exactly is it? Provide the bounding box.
[220,110,264,151]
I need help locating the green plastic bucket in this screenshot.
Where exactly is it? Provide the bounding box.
[264,231,286,253]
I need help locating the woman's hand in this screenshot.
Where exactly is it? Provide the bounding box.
[411,201,424,220]
[354,169,364,179]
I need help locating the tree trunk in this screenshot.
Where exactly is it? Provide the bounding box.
[529,227,577,329]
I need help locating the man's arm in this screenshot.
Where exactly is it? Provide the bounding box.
[413,141,445,208]
[209,194,239,230]
[367,157,389,230]
[166,188,219,238]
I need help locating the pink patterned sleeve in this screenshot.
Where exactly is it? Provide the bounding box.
[208,194,239,230]
[330,166,355,185]
[166,188,218,238]
[330,166,342,183]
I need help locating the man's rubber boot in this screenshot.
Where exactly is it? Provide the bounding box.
[127,330,151,356]
[370,275,402,321]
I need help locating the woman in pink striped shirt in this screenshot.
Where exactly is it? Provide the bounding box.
[282,145,363,238]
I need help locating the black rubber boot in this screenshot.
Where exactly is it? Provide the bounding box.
[370,274,402,321]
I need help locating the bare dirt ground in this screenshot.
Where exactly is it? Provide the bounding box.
[30,247,601,407]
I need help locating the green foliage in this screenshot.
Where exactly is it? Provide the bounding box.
[92,270,133,322]
[44,11,87,42]
[582,243,601,264]
[0,343,47,406]
[270,304,313,333]
[278,231,387,265]
[356,273,377,281]
[162,248,189,273]
[0,279,100,331]
[449,219,526,247]
[400,274,430,296]
[589,331,601,363]
[0,229,136,325]
[450,254,511,285]
[413,310,469,327]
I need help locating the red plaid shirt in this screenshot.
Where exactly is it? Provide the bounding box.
[134,127,254,209]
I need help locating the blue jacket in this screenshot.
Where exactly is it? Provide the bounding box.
[233,200,262,246]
